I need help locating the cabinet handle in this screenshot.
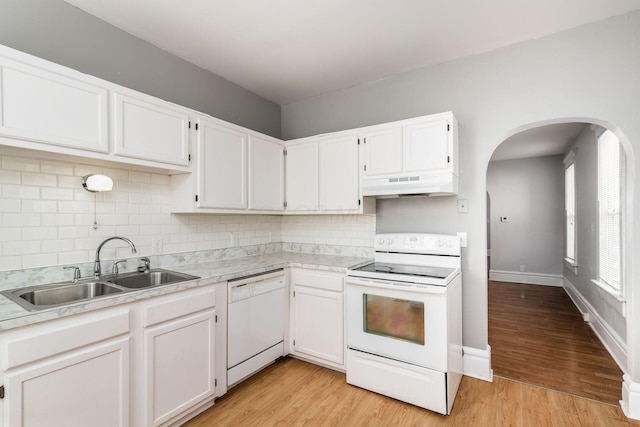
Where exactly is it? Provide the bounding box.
[0,385,4,399]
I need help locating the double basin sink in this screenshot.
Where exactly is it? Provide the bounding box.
[1,269,200,312]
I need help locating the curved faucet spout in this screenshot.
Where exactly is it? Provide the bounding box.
[94,236,137,278]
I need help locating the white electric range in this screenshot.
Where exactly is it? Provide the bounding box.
[345,233,463,415]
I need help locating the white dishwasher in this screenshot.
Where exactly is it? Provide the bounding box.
[227,269,286,387]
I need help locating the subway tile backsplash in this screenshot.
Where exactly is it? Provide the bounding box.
[0,151,375,272]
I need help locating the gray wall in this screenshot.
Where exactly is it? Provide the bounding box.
[564,127,626,340]
[487,156,564,276]
[0,0,281,138]
[282,9,640,374]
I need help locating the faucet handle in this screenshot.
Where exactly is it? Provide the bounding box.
[138,257,151,273]
[63,266,81,282]
[112,259,127,275]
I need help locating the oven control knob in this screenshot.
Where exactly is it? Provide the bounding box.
[385,237,393,245]
[446,239,454,248]
[436,239,443,247]
[376,237,384,245]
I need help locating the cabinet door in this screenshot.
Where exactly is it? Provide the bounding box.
[285,141,319,211]
[144,309,216,426]
[0,59,108,152]
[362,127,402,176]
[404,118,450,173]
[248,135,285,211]
[319,134,360,211]
[112,92,190,166]
[292,286,344,365]
[4,337,129,427]
[197,119,247,209]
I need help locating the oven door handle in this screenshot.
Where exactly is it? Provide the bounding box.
[345,277,446,295]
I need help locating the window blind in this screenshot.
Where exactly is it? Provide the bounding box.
[565,163,575,261]
[597,130,621,290]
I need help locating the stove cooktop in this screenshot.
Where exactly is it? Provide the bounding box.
[351,262,456,280]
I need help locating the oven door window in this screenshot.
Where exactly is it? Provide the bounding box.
[363,294,425,345]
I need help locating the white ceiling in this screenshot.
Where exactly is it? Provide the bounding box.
[64,0,640,105]
[490,123,588,162]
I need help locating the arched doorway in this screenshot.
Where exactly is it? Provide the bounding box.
[485,119,633,407]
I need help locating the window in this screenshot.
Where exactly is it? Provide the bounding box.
[597,130,622,292]
[564,161,576,263]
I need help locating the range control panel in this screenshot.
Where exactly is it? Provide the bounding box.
[374,233,461,256]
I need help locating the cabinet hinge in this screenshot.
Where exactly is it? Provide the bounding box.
[284,149,287,156]
[293,290,295,297]
[195,195,199,202]
[447,124,451,131]
[363,137,366,144]
[195,123,199,131]
[364,165,367,171]
[357,138,360,145]
[188,121,191,129]
[0,385,4,399]
[284,201,288,208]
[188,154,191,162]
[447,156,450,163]
[358,199,361,206]
[293,339,296,346]
[215,379,218,387]
[215,314,218,323]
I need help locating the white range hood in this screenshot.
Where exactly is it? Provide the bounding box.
[361,172,458,198]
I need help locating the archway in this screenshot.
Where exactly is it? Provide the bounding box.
[485,118,634,409]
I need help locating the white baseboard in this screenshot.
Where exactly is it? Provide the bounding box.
[563,278,627,373]
[463,345,493,382]
[489,270,563,286]
[622,374,640,420]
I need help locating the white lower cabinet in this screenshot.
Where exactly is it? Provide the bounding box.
[0,282,223,427]
[0,309,131,427]
[139,287,217,426]
[289,268,345,370]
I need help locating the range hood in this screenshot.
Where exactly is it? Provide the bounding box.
[361,172,458,198]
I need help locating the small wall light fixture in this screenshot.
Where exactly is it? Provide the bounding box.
[81,174,113,229]
[81,174,113,192]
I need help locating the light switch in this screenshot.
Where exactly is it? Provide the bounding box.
[457,199,468,213]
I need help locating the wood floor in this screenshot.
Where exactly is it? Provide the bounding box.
[185,357,639,426]
[489,280,623,405]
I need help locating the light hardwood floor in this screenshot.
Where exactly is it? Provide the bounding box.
[185,357,639,426]
[489,280,623,405]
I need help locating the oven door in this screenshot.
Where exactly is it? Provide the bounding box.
[345,276,448,371]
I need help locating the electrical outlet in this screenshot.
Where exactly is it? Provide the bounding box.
[268,231,273,243]
[152,238,163,255]
[457,232,468,247]
[230,232,238,247]
[500,216,508,222]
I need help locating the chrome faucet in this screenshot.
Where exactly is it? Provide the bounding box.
[94,236,137,278]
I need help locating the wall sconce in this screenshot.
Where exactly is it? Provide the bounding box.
[81,174,113,229]
[81,174,113,192]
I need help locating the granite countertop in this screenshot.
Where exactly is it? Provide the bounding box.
[0,252,371,332]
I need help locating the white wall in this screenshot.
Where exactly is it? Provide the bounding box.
[487,155,564,278]
[281,10,640,384]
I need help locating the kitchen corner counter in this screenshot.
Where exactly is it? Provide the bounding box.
[0,252,371,332]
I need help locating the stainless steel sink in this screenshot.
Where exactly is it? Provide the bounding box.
[2,281,124,311]
[107,269,199,289]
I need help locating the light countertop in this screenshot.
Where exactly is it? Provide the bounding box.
[0,251,371,331]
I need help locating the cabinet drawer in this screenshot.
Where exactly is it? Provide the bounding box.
[143,286,216,328]
[2,308,130,370]
[291,269,344,292]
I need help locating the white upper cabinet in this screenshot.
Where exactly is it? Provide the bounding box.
[285,140,319,212]
[197,118,248,210]
[404,118,450,173]
[0,56,109,153]
[361,127,402,176]
[362,113,457,178]
[170,117,285,213]
[248,134,285,211]
[111,91,190,166]
[318,134,360,211]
